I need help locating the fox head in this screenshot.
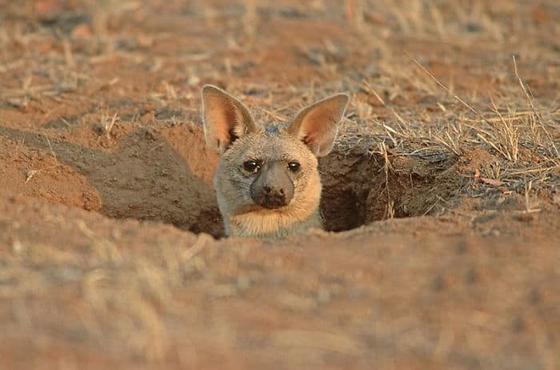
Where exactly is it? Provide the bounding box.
[201,84,349,237]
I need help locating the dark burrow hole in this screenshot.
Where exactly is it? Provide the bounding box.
[318,146,461,233]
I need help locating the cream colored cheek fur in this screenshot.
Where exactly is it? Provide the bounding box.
[227,171,322,236]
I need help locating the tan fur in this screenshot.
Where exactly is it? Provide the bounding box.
[201,85,349,239]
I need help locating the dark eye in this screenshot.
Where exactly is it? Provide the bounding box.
[288,161,301,172]
[243,160,261,173]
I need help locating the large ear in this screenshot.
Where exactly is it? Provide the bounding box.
[287,93,349,157]
[201,84,257,153]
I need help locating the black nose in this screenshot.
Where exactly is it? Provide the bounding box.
[253,186,289,209]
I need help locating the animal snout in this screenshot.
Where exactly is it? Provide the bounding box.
[249,161,295,209]
[252,184,292,209]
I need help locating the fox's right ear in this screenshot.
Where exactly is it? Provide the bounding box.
[201,84,257,154]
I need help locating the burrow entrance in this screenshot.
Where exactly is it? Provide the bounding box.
[319,144,462,233]
[0,124,463,238]
[150,125,464,237]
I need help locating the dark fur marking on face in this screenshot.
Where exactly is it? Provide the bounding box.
[265,125,281,136]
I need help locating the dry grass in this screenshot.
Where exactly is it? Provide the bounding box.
[351,50,560,197]
[99,112,119,138]
[0,1,559,369]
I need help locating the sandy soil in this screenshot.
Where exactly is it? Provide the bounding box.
[1,1,559,369]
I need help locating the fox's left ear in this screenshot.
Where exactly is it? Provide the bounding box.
[288,93,349,157]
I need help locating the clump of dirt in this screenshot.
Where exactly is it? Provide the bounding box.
[455,148,500,177]
[366,154,464,222]
[319,146,381,231]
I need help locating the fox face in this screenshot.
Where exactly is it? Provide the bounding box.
[201,85,349,238]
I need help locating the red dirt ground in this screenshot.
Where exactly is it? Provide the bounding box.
[1,1,559,369]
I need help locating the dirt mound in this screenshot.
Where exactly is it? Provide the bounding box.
[0,124,223,236]
[1,196,559,370]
